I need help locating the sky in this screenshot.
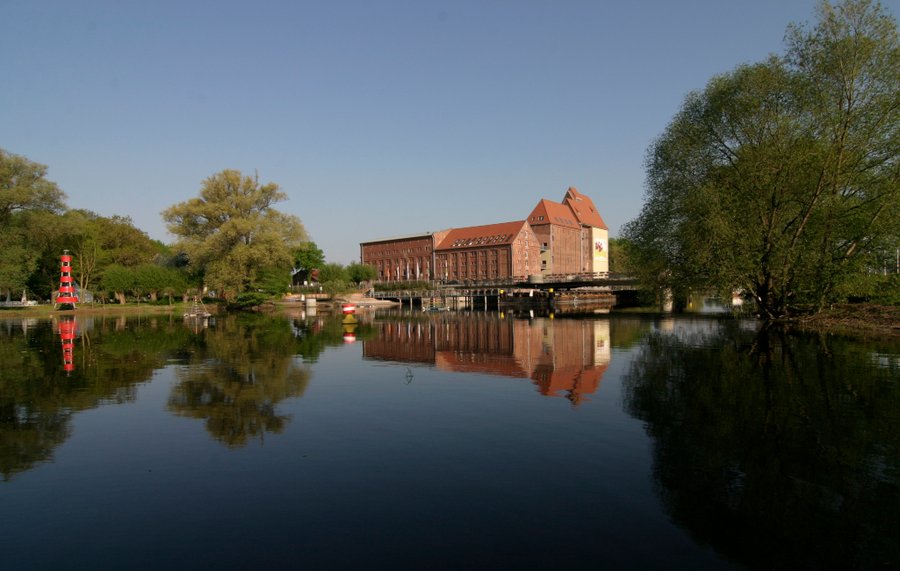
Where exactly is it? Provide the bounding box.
[4,0,897,264]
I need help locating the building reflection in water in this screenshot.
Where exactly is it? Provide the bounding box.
[363,314,611,405]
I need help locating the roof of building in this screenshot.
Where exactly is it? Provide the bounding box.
[360,230,448,245]
[527,199,580,228]
[435,220,531,250]
[563,186,608,230]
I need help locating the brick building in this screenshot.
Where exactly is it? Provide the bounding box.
[360,186,607,282]
[359,230,449,282]
[433,220,540,282]
[527,199,582,275]
[527,187,609,276]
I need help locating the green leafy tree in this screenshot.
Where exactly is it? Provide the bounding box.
[163,170,308,300]
[318,262,348,284]
[0,150,67,299]
[347,261,377,284]
[292,241,325,272]
[0,149,66,222]
[623,0,899,318]
[133,263,173,301]
[101,264,136,304]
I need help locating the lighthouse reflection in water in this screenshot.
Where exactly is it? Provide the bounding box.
[57,316,78,374]
[363,313,611,405]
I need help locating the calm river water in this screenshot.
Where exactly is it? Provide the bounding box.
[1,308,898,569]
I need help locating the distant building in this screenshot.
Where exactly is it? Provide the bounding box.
[360,186,608,282]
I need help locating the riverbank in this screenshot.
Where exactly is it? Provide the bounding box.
[791,304,900,337]
[0,302,189,317]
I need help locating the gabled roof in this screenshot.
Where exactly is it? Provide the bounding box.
[526,199,580,228]
[563,187,608,230]
[436,220,531,250]
[360,230,448,245]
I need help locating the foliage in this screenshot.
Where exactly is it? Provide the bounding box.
[292,241,325,271]
[321,279,352,296]
[0,148,66,222]
[100,264,136,304]
[0,150,67,298]
[622,0,900,318]
[163,169,308,299]
[71,213,159,293]
[347,261,377,284]
[608,238,632,275]
[227,291,272,310]
[317,262,349,284]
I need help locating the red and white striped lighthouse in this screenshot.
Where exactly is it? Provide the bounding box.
[55,250,79,308]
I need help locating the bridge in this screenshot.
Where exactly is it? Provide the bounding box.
[371,273,641,310]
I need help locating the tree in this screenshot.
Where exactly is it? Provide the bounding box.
[163,170,308,299]
[347,261,377,284]
[318,262,348,284]
[623,0,899,318]
[0,149,66,223]
[292,242,325,272]
[101,264,135,304]
[0,149,67,299]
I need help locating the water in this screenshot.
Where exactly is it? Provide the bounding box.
[1,310,897,569]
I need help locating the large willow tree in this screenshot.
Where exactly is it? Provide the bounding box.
[163,170,308,298]
[623,0,899,318]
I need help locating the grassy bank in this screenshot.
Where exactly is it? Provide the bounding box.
[0,301,199,318]
[791,304,900,337]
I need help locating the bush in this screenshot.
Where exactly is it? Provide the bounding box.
[227,292,271,310]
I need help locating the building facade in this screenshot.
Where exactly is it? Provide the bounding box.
[359,230,449,282]
[563,187,609,274]
[360,187,608,282]
[433,220,541,282]
[527,187,609,276]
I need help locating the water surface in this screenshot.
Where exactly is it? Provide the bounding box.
[1,310,897,568]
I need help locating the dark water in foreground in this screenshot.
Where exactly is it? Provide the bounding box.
[1,309,898,569]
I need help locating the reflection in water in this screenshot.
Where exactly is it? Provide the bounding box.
[0,315,185,480]
[57,316,77,374]
[364,314,612,405]
[167,314,313,447]
[623,323,900,568]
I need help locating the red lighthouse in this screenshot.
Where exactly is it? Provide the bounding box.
[56,250,79,308]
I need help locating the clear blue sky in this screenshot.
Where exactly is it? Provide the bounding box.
[4,0,895,264]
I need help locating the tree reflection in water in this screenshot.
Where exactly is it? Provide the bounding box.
[167,314,313,447]
[0,315,186,480]
[623,321,900,568]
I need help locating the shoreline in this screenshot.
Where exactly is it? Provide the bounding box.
[2,300,897,337]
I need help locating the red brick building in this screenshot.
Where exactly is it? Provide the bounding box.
[433,220,540,282]
[359,230,449,282]
[360,187,607,282]
[527,187,609,276]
